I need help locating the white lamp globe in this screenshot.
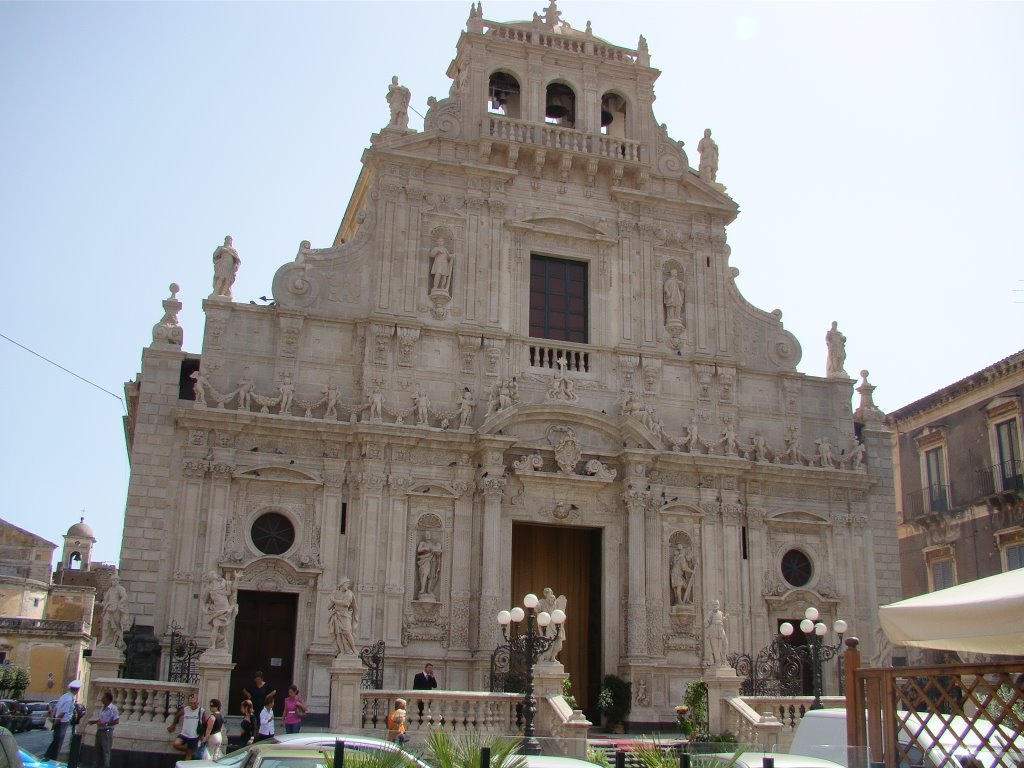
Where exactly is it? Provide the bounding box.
[800,618,815,634]
[780,622,794,637]
[551,609,566,624]
[524,593,539,609]
[815,622,827,637]
[804,607,819,621]
[834,620,848,635]
[510,607,525,623]
[537,611,552,627]
[497,610,511,626]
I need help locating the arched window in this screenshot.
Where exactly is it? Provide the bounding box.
[545,82,576,128]
[67,551,83,570]
[488,71,521,118]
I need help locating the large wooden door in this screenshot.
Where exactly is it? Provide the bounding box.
[229,591,297,715]
[511,523,602,720]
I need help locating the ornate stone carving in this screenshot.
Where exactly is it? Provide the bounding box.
[825,321,848,379]
[458,335,480,375]
[513,453,544,473]
[211,236,240,300]
[549,426,582,474]
[696,364,714,400]
[483,337,505,376]
[372,323,394,365]
[718,366,736,404]
[397,326,420,367]
[583,459,616,481]
[151,283,184,348]
[642,357,662,395]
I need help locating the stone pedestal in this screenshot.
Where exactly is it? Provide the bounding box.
[704,665,740,735]
[198,649,235,707]
[533,660,568,698]
[85,646,125,706]
[329,654,365,732]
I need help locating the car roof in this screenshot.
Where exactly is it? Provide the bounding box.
[525,758,606,768]
[709,752,848,768]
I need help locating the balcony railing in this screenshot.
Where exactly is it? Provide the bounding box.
[904,484,951,522]
[977,458,1024,496]
[904,460,1024,522]
[487,116,643,163]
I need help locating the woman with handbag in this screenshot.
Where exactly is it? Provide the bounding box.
[283,686,307,734]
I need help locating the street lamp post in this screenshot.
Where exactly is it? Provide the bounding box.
[780,607,847,710]
[497,593,566,755]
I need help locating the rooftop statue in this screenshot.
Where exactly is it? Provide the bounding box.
[211,236,240,299]
[387,76,411,129]
[698,129,719,183]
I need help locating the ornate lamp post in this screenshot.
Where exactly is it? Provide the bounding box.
[780,606,847,710]
[497,593,566,755]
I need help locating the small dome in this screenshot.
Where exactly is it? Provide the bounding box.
[66,517,95,539]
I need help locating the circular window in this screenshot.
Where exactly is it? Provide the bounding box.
[781,549,812,587]
[250,513,295,555]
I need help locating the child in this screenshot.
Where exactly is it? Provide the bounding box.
[257,693,276,741]
[385,698,408,744]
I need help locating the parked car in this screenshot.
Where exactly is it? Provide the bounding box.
[179,733,432,768]
[210,744,334,768]
[19,746,66,767]
[0,701,28,733]
[24,703,50,730]
[0,726,26,767]
[705,753,848,768]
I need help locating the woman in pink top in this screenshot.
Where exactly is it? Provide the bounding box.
[283,685,307,734]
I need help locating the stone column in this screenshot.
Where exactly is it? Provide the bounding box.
[476,475,506,654]
[623,486,652,658]
[329,655,366,732]
[84,647,124,708]
[704,666,740,735]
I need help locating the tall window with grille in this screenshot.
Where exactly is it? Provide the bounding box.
[529,255,588,343]
[930,558,955,591]
[925,446,948,513]
[994,419,1022,492]
[1005,542,1024,571]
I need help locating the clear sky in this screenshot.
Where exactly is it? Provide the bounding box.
[1,1,1021,568]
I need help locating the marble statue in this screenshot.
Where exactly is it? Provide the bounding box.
[323,379,341,420]
[387,76,411,128]
[685,419,702,453]
[719,424,740,457]
[635,678,649,706]
[670,544,695,607]
[706,599,729,665]
[458,387,475,429]
[211,236,241,299]
[698,129,719,183]
[190,370,209,407]
[99,574,129,650]
[328,578,359,656]
[623,390,644,420]
[412,391,431,425]
[415,532,442,600]
[236,373,254,412]
[202,570,239,651]
[367,388,384,421]
[816,437,835,468]
[429,238,454,294]
[539,587,567,661]
[825,321,848,378]
[663,268,685,325]
[547,358,577,401]
[847,438,866,470]
[749,433,769,463]
[278,373,295,415]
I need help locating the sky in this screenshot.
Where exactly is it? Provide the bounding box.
[1,1,1021,569]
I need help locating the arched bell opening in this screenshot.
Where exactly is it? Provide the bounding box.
[545,82,576,128]
[600,92,627,138]
[488,71,521,118]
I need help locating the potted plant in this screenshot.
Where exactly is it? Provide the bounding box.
[597,674,632,733]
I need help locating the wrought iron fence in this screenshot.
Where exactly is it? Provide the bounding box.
[359,640,385,690]
[728,636,843,697]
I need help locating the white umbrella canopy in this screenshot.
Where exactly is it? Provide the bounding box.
[878,570,1024,655]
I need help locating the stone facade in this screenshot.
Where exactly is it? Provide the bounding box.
[888,348,1024,661]
[118,2,898,721]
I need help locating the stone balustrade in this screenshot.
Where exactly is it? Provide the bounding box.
[81,677,197,760]
[480,20,641,65]
[361,689,523,734]
[486,116,643,164]
[724,695,846,753]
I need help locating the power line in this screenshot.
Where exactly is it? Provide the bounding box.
[0,332,127,414]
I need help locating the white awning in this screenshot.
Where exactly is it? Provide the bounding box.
[878,570,1024,655]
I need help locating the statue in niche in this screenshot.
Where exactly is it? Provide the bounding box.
[429,238,454,295]
[412,390,431,425]
[663,268,685,326]
[670,543,695,607]
[458,387,475,429]
[190,370,210,407]
[202,570,239,651]
[698,129,719,184]
[99,574,129,650]
[323,378,341,420]
[328,579,359,656]
[278,373,295,415]
[211,235,241,299]
[705,599,729,665]
[415,531,442,600]
[635,678,650,706]
[386,76,411,128]
[539,587,567,661]
[825,321,849,378]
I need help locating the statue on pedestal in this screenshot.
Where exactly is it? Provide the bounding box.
[99,575,129,651]
[202,570,239,651]
[825,321,849,378]
[328,579,359,656]
[706,599,729,665]
[211,236,241,299]
[387,76,411,129]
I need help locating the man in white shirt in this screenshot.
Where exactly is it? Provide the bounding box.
[167,692,210,760]
[88,691,119,768]
[44,679,81,760]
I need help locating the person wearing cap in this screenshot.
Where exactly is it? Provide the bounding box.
[44,678,81,760]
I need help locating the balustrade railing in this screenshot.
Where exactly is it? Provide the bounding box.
[482,21,640,64]
[528,344,590,373]
[90,677,195,723]
[487,116,642,164]
[361,690,523,734]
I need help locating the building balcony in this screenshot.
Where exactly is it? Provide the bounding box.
[903,460,1024,523]
[486,115,643,165]
[905,485,952,523]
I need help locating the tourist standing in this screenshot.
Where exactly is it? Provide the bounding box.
[257,694,276,741]
[283,686,307,734]
[88,691,119,768]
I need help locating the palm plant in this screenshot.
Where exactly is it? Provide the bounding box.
[425,730,527,768]
[323,744,424,768]
[632,741,742,768]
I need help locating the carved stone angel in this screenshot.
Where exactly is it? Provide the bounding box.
[539,587,567,661]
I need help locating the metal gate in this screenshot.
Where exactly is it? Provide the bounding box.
[359,641,385,690]
[488,642,527,693]
[728,635,842,697]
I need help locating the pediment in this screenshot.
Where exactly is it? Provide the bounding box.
[482,404,622,453]
[766,509,829,526]
[235,465,321,485]
[507,215,617,244]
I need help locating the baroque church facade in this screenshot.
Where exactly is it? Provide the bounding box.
[120,2,898,721]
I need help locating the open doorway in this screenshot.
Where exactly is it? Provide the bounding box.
[511,523,602,720]
[229,591,297,715]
